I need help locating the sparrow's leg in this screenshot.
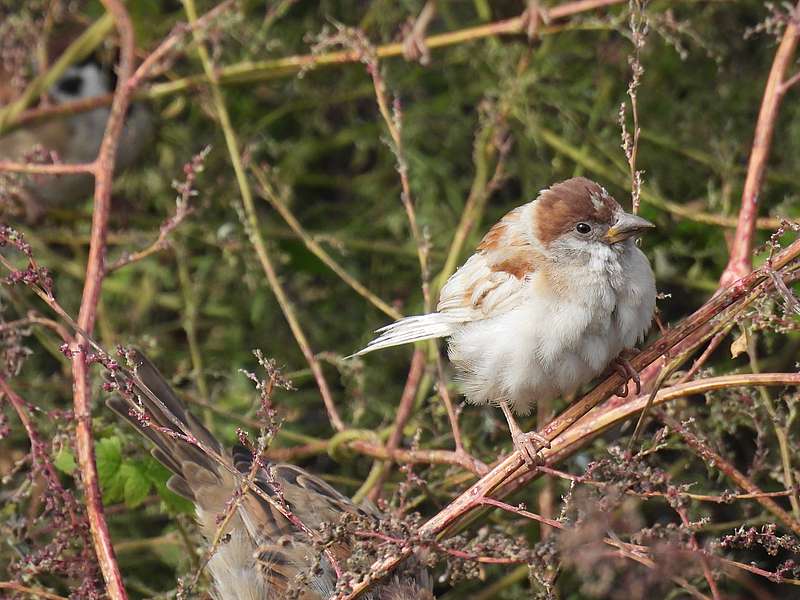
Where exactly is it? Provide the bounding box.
[499,400,550,466]
[520,0,550,41]
[402,1,436,64]
[612,349,642,397]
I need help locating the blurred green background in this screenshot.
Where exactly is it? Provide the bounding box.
[2,0,800,598]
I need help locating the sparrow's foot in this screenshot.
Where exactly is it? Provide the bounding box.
[403,29,429,64]
[520,0,550,41]
[499,399,549,466]
[612,349,641,397]
[402,1,436,64]
[512,431,550,466]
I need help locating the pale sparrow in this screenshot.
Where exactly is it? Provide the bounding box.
[0,57,152,222]
[356,177,657,464]
[108,350,434,600]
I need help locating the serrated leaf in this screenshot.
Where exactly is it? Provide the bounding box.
[96,437,124,502]
[54,448,77,475]
[121,462,152,508]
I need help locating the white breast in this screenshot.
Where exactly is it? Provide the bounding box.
[448,240,655,415]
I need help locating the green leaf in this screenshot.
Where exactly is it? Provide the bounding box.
[53,448,77,475]
[121,461,153,508]
[96,436,125,502]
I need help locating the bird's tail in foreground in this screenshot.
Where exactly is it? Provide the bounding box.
[353,313,458,356]
[106,349,226,504]
[105,349,436,599]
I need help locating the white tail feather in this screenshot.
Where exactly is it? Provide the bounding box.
[353,313,458,356]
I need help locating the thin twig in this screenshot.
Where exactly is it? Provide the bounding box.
[0,582,68,600]
[365,50,431,309]
[746,330,800,517]
[678,321,736,383]
[252,165,402,320]
[620,0,647,214]
[150,0,627,99]
[540,465,800,504]
[535,125,788,230]
[480,497,712,600]
[348,438,488,475]
[3,1,628,127]
[0,161,95,174]
[660,412,800,536]
[364,348,427,502]
[433,112,511,294]
[676,505,722,600]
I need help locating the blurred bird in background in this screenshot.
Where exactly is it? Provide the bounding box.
[0,55,152,222]
[108,350,434,600]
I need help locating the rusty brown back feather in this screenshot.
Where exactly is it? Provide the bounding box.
[533,176,620,247]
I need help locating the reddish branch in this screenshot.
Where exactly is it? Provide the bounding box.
[720,2,800,287]
[66,1,135,596]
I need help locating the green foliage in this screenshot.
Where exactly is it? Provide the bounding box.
[53,447,77,475]
[94,436,192,511]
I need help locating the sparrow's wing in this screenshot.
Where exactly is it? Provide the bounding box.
[437,205,538,321]
[354,205,538,356]
[107,350,228,511]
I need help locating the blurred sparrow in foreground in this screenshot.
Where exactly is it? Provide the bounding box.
[0,57,152,222]
[108,350,434,600]
[356,177,656,464]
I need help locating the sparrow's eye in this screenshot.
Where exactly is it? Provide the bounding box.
[57,75,83,96]
[575,222,592,234]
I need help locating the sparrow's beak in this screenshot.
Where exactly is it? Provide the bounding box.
[603,213,655,244]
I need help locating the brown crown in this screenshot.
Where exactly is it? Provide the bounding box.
[533,177,620,246]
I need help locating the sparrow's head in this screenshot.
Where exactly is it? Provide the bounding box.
[532,177,654,259]
[50,60,112,104]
